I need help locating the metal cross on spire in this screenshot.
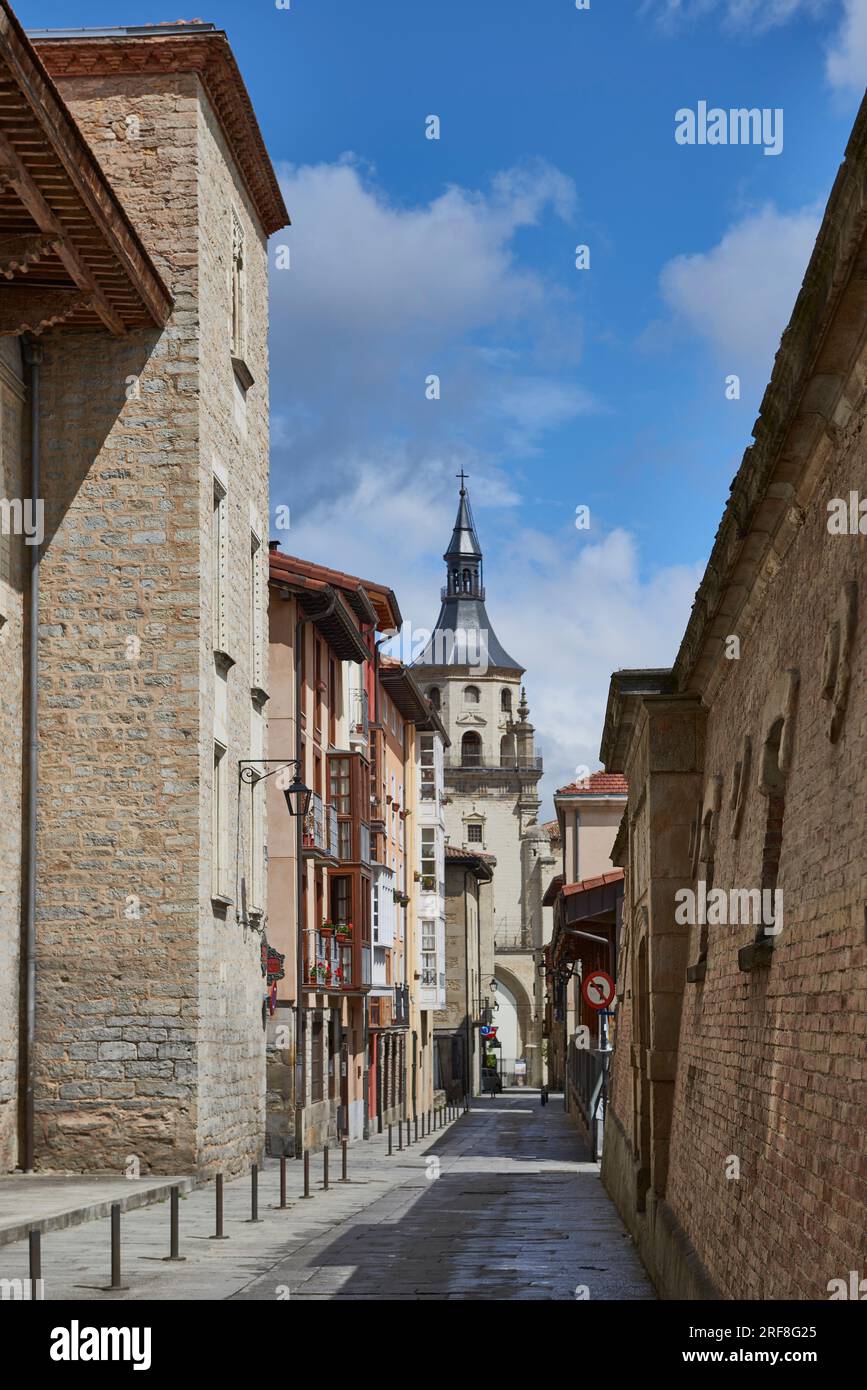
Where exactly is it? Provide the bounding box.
[456,469,469,493]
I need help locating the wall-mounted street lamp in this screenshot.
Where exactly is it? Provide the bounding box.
[239,759,312,818]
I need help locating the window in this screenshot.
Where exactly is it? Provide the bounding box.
[464,685,480,704]
[501,688,512,713]
[248,710,264,912]
[421,920,437,986]
[421,827,436,890]
[467,823,483,844]
[212,741,228,897]
[231,209,246,359]
[330,875,351,926]
[419,733,436,800]
[314,639,323,732]
[461,731,482,766]
[372,882,379,942]
[462,568,471,592]
[330,757,351,814]
[328,657,337,747]
[250,530,263,688]
[212,476,227,653]
[428,686,441,711]
[500,733,516,766]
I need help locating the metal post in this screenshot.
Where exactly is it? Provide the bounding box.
[323,1145,329,1190]
[406,1117,411,1147]
[302,1151,312,1198]
[340,1139,349,1182]
[398,1119,403,1151]
[414,1114,418,1143]
[388,1123,393,1155]
[109,1204,126,1291]
[29,1229,41,1298]
[279,1156,287,1209]
[248,1163,262,1222]
[210,1173,229,1238]
[162,1185,185,1262]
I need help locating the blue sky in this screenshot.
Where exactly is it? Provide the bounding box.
[22,0,867,808]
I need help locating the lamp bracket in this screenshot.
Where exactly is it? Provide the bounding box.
[239,758,301,786]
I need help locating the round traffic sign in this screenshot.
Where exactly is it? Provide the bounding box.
[582,969,615,1011]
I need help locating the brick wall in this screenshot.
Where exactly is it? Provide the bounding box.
[661,424,867,1299]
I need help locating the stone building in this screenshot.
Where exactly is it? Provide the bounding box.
[599,94,867,1299]
[266,551,443,1150]
[0,12,287,1174]
[414,481,548,1086]
[266,551,376,1153]
[542,771,626,1100]
[436,845,496,1099]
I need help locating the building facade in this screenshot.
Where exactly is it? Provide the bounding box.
[543,772,627,1100]
[0,13,286,1175]
[598,96,867,1299]
[436,846,495,1099]
[414,482,548,1087]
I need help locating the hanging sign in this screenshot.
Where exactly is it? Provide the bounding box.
[582,969,615,1011]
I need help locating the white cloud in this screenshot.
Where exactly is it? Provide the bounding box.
[656,203,822,385]
[267,156,695,817]
[268,157,588,506]
[826,0,867,91]
[281,474,699,815]
[647,0,830,32]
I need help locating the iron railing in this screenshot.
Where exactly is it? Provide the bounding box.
[567,1041,610,1162]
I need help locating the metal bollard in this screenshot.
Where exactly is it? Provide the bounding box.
[279,1156,287,1209]
[210,1173,229,1239]
[323,1145,329,1191]
[302,1150,312,1199]
[162,1185,185,1262]
[388,1123,393,1155]
[248,1163,262,1222]
[340,1139,349,1182]
[397,1119,403,1151]
[109,1203,127,1290]
[29,1229,42,1298]
[406,1117,411,1147]
[414,1115,418,1143]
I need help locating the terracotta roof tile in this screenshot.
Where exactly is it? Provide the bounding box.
[556,771,628,796]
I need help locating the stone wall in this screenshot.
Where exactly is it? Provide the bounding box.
[25,64,270,1175]
[0,337,26,1169]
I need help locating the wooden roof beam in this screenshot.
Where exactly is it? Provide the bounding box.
[0,129,124,334]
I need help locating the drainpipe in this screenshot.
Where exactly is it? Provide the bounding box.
[22,336,42,1172]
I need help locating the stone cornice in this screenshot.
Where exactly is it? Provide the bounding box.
[673,90,867,696]
[34,29,289,237]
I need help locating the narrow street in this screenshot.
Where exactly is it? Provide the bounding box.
[1,1094,654,1302]
[234,1094,654,1301]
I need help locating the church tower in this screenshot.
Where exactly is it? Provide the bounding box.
[415,479,546,1087]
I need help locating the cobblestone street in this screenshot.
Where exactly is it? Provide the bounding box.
[1,1095,654,1302]
[235,1093,655,1302]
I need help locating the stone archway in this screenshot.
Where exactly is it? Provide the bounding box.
[493,962,538,1086]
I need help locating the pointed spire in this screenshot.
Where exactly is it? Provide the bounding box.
[444,473,482,562]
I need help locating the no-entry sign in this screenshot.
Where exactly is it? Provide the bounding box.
[582,970,615,1011]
